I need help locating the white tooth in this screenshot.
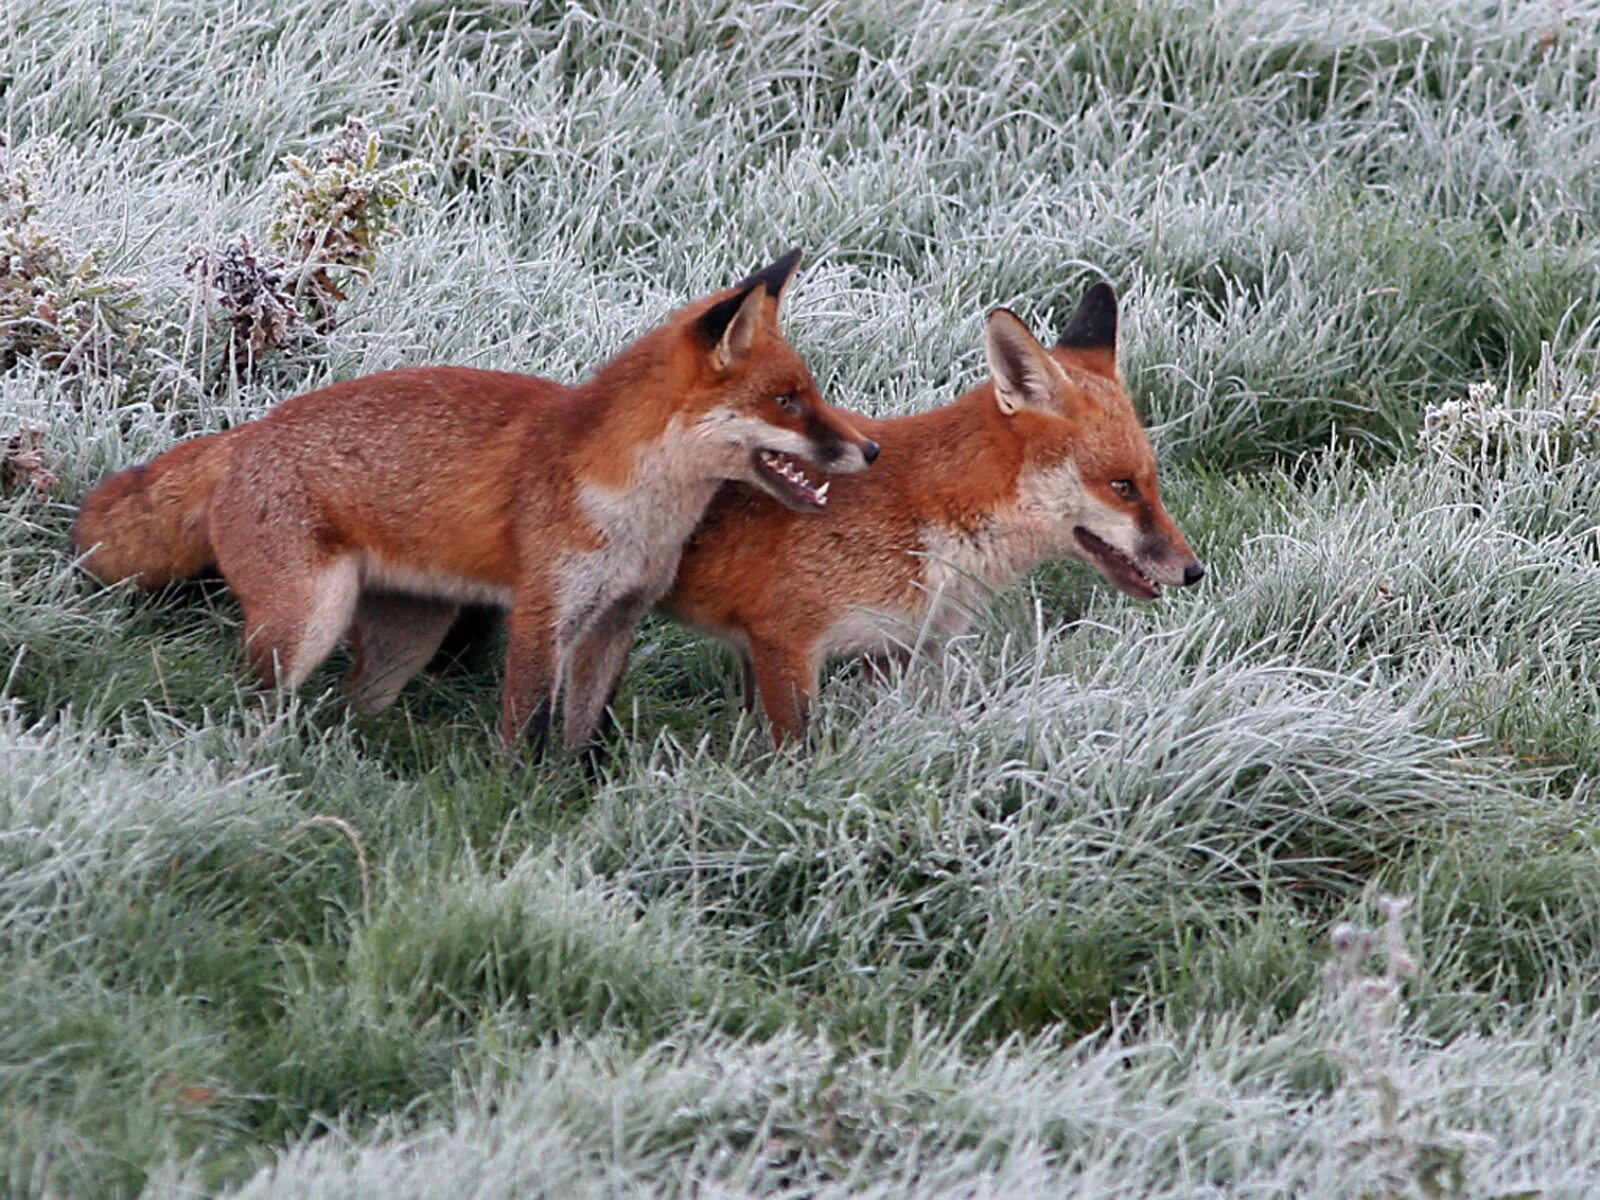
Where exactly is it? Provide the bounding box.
[816,481,830,499]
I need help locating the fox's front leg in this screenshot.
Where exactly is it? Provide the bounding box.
[561,598,645,751]
[748,639,819,748]
[501,580,560,751]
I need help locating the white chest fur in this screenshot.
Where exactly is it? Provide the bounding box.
[813,460,1089,668]
[556,417,725,641]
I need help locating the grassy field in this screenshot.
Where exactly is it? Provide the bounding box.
[4,0,1600,1195]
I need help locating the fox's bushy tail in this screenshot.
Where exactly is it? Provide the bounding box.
[72,430,239,587]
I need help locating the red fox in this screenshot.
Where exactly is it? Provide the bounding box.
[660,283,1204,744]
[72,251,879,751]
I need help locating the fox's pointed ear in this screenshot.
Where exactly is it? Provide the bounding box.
[986,309,1068,416]
[698,250,803,370]
[734,247,803,309]
[699,284,768,370]
[1056,281,1119,378]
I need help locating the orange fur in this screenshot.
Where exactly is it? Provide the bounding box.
[664,285,1203,744]
[72,252,878,751]
[72,429,243,587]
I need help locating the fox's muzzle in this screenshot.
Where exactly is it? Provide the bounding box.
[1136,532,1205,590]
[807,409,878,472]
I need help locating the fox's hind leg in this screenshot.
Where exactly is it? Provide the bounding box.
[229,555,361,692]
[209,461,361,693]
[348,594,461,713]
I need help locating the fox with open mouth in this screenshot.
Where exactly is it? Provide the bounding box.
[662,282,1204,744]
[72,250,878,752]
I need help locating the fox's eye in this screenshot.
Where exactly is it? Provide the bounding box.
[1110,479,1137,499]
[775,393,802,416]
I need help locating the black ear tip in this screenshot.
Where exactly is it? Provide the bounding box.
[1057,279,1119,350]
[737,248,805,297]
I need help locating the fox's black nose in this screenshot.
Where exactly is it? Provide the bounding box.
[1182,561,1206,586]
[861,440,880,464]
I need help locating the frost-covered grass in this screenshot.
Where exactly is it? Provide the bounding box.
[4,0,1600,1196]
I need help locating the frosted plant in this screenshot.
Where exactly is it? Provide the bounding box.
[0,426,56,496]
[1420,351,1600,468]
[187,119,426,376]
[184,232,301,371]
[1325,895,1493,1199]
[269,118,428,329]
[0,135,141,377]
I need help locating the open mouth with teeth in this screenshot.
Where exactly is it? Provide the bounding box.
[1075,526,1160,600]
[753,449,830,511]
